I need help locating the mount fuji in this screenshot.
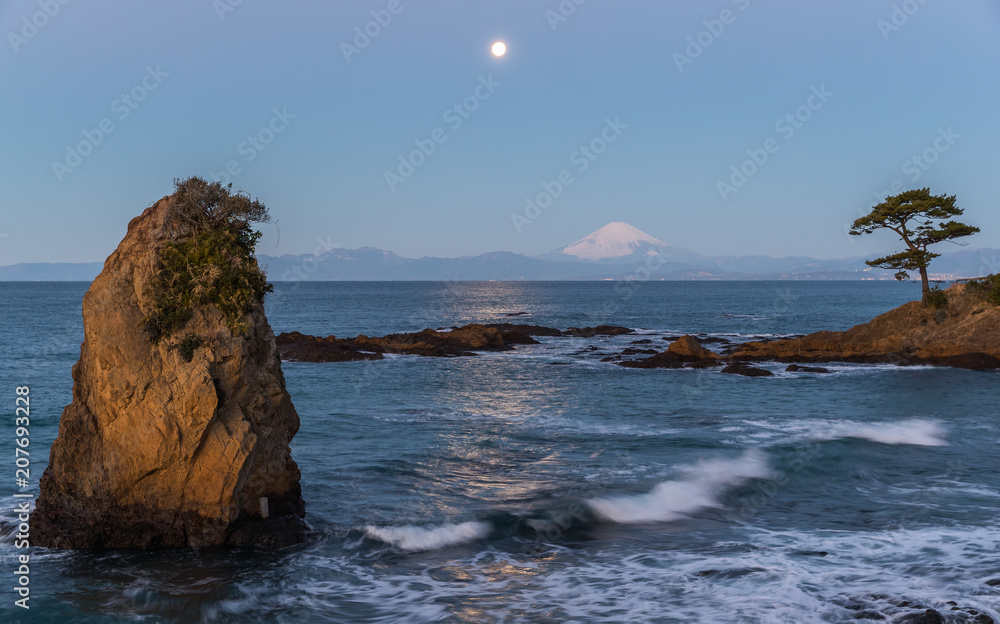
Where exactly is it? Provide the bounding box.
[554,222,670,261]
[5,221,994,281]
[548,222,704,264]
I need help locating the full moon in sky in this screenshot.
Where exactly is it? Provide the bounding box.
[491,41,507,57]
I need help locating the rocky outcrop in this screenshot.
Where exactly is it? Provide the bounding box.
[730,283,1000,370]
[277,324,510,360]
[274,333,385,362]
[277,323,638,362]
[34,196,306,549]
[619,336,724,369]
[666,335,723,361]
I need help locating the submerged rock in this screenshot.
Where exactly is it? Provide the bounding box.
[721,362,774,377]
[899,610,945,624]
[564,325,634,337]
[485,323,564,337]
[617,351,686,369]
[785,364,832,374]
[34,189,306,549]
[621,347,658,356]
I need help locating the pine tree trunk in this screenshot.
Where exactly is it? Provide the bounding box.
[919,267,931,305]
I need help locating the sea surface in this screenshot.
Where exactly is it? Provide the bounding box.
[1,281,998,624]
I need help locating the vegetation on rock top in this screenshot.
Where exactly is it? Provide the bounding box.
[143,177,273,343]
[966,274,1000,307]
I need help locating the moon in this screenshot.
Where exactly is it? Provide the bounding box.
[491,41,507,57]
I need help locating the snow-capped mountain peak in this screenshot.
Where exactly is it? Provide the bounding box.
[556,222,670,260]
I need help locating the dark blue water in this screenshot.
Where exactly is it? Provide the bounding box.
[2,281,998,624]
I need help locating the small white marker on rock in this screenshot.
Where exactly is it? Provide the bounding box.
[259,496,270,519]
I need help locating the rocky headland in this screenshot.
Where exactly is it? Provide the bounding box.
[728,282,1000,370]
[34,180,306,548]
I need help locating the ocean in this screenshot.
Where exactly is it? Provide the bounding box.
[1,281,998,623]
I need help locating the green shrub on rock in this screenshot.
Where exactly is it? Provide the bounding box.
[966,274,1000,307]
[143,177,273,343]
[175,334,203,362]
[926,288,948,310]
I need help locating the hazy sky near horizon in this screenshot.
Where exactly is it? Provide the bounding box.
[1,0,998,264]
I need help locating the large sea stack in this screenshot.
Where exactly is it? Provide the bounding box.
[34,179,306,548]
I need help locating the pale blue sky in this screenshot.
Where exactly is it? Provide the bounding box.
[1,0,998,263]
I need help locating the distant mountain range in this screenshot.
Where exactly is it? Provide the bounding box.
[3,222,997,282]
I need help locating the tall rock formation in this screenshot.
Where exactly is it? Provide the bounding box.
[34,192,306,548]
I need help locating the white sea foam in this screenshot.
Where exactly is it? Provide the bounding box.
[841,419,948,446]
[174,523,1000,624]
[729,418,949,448]
[586,451,772,523]
[364,521,491,552]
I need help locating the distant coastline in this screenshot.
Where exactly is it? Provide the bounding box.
[7,222,996,282]
[1,250,994,283]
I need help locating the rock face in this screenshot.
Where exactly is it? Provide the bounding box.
[33,197,306,548]
[730,283,1000,370]
[666,335,723,361]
